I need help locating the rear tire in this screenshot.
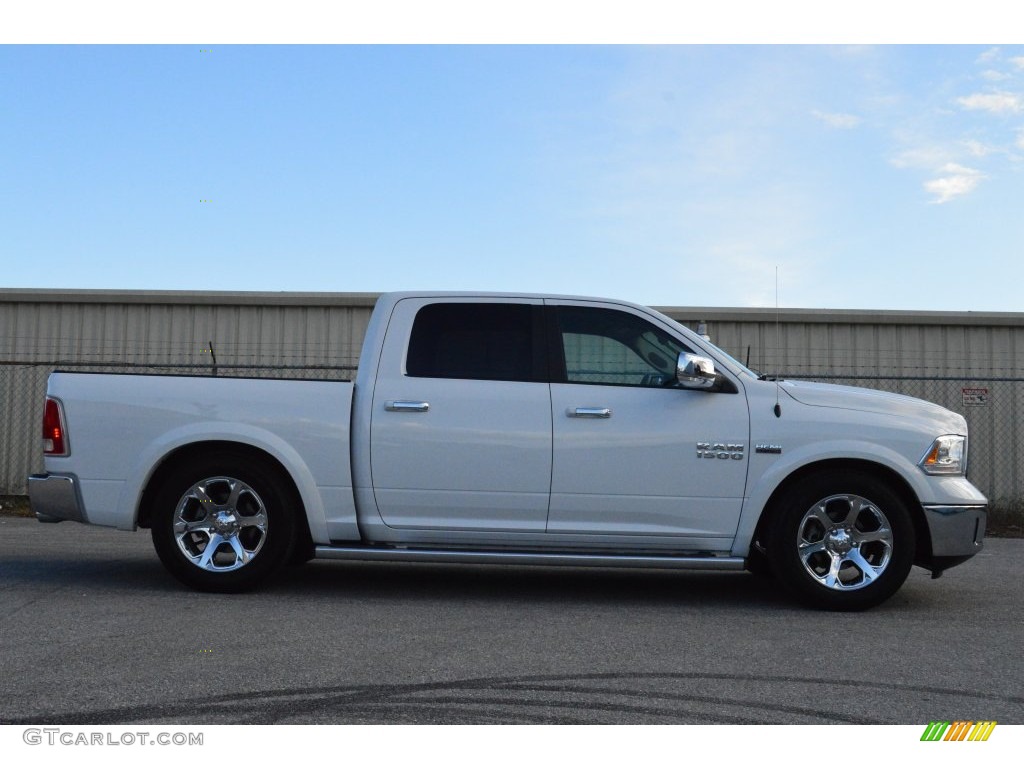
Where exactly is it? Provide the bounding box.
[765,469,915,610]
[150,451,299,592]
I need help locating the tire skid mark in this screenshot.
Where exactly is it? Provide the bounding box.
[7,670,1022,725]
[271,697,761,725]
[248,683,867,725]
[479,684,871,724]
[311,704,593,725]
[251,690,773,726]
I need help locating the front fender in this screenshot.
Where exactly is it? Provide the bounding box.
[731,440,931,557]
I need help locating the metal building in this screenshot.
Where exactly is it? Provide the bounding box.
[0,290,376,497]
[2,290,1021,523]
[658,306,1024,514]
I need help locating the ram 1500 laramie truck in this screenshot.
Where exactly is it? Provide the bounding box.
[28,292,987,609]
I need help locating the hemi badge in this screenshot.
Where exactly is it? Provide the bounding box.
[756,444,783,454]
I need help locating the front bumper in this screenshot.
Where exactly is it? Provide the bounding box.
[920,503,986,573]
[27,473,87,524]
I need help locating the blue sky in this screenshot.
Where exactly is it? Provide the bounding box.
[2,42,1023,310]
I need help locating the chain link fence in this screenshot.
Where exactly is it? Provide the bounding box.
[788,374,1022,534]
[1,363,51,496]
[0,361,355,496]
[2,361,1021,534]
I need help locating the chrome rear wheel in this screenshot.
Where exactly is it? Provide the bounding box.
[173,477,269,572]
[151,452,299,592]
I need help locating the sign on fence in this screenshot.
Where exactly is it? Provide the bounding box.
[962,387,990,407]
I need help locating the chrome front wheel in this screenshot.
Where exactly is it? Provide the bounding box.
[796,494,893,591]
[767,470,915,610]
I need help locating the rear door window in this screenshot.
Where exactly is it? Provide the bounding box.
[406,303,544,382]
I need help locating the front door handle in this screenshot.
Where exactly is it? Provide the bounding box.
[568,407,612,419]
[385,401,430,413]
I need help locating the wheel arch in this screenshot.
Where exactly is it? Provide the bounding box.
[136,441,312,557]
[751,458,931,565]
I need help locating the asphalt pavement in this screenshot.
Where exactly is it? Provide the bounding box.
[0,516,1021,724]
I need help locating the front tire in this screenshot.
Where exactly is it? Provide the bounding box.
[765,470,915,610]
[150,452,299,592]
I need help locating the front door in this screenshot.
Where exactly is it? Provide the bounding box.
[546,301,750,543]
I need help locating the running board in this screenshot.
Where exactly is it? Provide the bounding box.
[314,546,746,571]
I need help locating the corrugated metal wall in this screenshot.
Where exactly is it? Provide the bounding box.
[0,290,376,369]
[664,308,1024,381]
[0,290,377,494]
[2,291,1022,511]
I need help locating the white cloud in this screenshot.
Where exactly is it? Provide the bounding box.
[977,47,1001,63]
[1011,57,1024,70]
[1017,130,1024,150]
[811,109,862,129]
[964,139,993,157]
[957,91,1023,114]
[981,69,1011,82]
[890,144,951,170]
[924,163,985,204]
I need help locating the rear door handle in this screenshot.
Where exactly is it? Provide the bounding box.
[568,407,612,419]
[385,401,430,413]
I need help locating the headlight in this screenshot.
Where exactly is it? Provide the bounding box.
[919,435,966,476]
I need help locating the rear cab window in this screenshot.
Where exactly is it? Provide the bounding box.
[406,302,547,382]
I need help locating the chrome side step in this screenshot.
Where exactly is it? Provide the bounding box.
[314,545,746,571]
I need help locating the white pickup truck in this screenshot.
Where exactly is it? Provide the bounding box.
[28,291,987,609]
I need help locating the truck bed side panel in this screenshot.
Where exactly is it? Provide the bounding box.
[43,373,357,542]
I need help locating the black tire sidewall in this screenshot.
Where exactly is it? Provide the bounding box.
[767,470,915,610]
[150,452,298,592]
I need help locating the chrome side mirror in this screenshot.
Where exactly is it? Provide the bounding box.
[677,352,717,390]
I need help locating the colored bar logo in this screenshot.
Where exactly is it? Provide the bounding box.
[921,721,997,741]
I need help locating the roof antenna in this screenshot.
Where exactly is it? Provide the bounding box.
[773,267,782,418]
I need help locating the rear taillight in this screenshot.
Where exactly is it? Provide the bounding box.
[43,397,68,456]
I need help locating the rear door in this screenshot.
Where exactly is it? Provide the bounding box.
[546,301,749,543]
[369,297,552,532]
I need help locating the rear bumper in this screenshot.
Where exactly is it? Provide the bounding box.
[27,473,87,524]
[919,503,986,573]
